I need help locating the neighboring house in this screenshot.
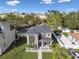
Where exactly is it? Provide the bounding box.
[62,27,71,32]
[58,26,71,32]
[69,33,79,45]
[0,22,15,55]
[26,24,53,48]
[56,32,79,49]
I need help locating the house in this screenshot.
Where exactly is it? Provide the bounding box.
[17,24,53,49]
[69,33,79,45]
[0,22,15,55]
[58,26,70,32]
[26,24,53,48]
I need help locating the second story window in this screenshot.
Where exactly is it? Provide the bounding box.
[48,34,50,36]
[4,42,6,47]
[10,25,14,30]
[3,34,5,39]
[0,27,3,33]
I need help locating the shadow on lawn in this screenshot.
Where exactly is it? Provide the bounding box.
[2,36,27,55]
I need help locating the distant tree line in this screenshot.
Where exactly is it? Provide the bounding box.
[0,10,79,30]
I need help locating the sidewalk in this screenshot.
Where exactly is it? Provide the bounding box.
[38,49,42,59]
[26,48,53,59]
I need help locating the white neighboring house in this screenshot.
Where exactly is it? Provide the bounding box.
[62,27,71,32]
[0,22,15,55]
[58,26,71,32]
[55,32,79,49]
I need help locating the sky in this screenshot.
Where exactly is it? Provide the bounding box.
[0,0,79,13]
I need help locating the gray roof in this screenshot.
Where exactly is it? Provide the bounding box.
[26,24,52,35]
[39,37,53,42]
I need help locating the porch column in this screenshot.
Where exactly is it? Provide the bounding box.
[50,41,52,45]
[27,35,29,45]
[41,41,43,48]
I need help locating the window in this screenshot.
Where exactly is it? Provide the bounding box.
[29,36,35,45]
[3,34,5,39]
[48,34,50,36]
[10,25,14,30]
[0,27,3,33]
[4,42,6,47]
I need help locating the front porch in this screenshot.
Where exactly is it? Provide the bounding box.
[26,37,53,52]
[39,37,53,49]
[26,47,53,52]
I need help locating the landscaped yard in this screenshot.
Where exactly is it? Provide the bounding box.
[0,37,73,59]
[0,44,38,59]
[0,37,38,59]
[52,43,73,59]
[42,43,73,59]
[42,52,52,59]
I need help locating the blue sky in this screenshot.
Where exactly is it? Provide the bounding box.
[0,0,79,13]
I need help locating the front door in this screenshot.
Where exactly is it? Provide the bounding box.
[38,42,41,48]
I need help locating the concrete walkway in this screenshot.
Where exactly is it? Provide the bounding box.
[38,48,42,59]
[26,47,53,59]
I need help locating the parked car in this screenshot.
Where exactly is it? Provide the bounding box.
[69,49,79,59]
[54,30,62,37]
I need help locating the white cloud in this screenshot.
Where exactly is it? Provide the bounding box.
[58,0,71,3]
[66,8,75,12]
[6,0,20,6]
[40,0,54,4]
[10,9,18,11]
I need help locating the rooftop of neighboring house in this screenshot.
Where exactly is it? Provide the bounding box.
[69,32,79,41]
[26,24,52,35]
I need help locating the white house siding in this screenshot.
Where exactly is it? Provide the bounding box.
[34,35,38,46]
[62,28,71,33]
[45,33,51,38]
[0,29,15,54]
[27,34,38,46]
[68,35,79,45]
[41,33,51,38]
[27,35,29,45]
[0,48,2,55]
[0,23,15,55]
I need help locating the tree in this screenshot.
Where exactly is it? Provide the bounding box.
[64,12,79,29]
[46,10,62,30]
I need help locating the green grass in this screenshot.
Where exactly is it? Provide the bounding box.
[0,44,37,59]
[0,37,73,59]
[42,52,52,59]
[52,43,73,59]
[62,32,68,37]
[0,37,38,59]
[42,43,73,59]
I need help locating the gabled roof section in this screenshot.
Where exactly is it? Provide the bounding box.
[26,24,52,35]
[39,37,53,42]
[26,27,39,35]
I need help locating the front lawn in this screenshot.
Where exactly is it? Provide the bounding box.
[0,37,38,59]
[52,43,73,59]
[42,52,52,59]
[0,37,73,59]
